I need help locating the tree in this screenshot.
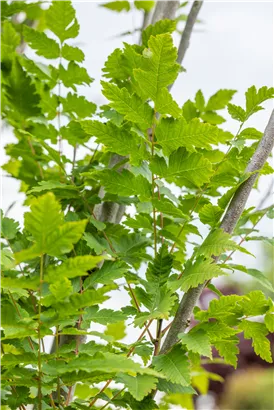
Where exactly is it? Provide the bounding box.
[1,1,273,409]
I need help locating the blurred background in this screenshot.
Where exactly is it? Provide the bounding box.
[1,2,273,409]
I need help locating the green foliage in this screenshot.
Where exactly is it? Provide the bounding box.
[1,2,274,409]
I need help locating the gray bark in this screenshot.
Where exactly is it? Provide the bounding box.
[160,110,274,354]
[151,1,180,24]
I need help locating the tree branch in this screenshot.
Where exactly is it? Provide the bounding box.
[160,109,274,354]
[151,1,180,25]
[177,1,203,66]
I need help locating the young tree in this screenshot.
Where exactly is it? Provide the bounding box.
[1,1,273,409]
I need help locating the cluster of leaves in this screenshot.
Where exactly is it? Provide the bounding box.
[1,1,274,409]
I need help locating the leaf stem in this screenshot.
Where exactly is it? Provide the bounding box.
[38,254,44,410]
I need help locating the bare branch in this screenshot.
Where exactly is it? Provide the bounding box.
[151,1,180,25]
[177,1,203,66]
[160,110,274,354]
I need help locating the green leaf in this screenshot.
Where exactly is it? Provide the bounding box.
[156,118,233,155]
[176,257,225,292]
[62,93,96,118]
[142,19,177,47]
[84,260,128,287]
[213,336,239,368]
[1,215,20,240]
[153,345,191,386]
[134,33,180,111]
[194,294,242,324]
[198,322,238,342]
[152,197,188,219]
[239,320,272,363]
[117,373,158,401]
[195,228,242,258]
[150,149,213,187]
[206,89,236,111]
[23,26,60,59]
[49,277,73,300]
[83,232,108,255]
[265,312,274,332]
[195,90,205,111]
[62,44,85,62]
[45,255,104,282]
[134,1,154,11]
[101,1,130,12]
[46,1,79,42]
[1,20,20,60]
[230,264,274,293]
[82,120,141,157]
[105,321,126,340]
[227,103,246,122]
[88,307,126,325]
[239,290,270,317]
[245,85,274,119]
[146,245,173,285]
[199,204,223,227]
[60,62,93,91]
[96,169,151,199]
[238,127,262,140]
[179,329,212,358]
[101,82,153,130]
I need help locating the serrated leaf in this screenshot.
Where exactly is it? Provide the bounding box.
[177,257,225,292]
[1,215,20,240]
[81,120,142,157]
[134,33,180,111]
[196,228,242,258]
[195,89,205,111]
[227,103,246,122]
[238,127,262,140]
[117,373,158,401]
[62,92,96,118]
[101,81,153,130]
[84,260,128,287]
[60,62,93,91]
[229,264,274,293]
[199,204,223,227]
[88,307,126,325]
[105,321,126,340]
[152,197,188,219]
[156,118,233,155]
[213,336,239,368]
[265,313,274,332]
[46,1,79,42]
[239,290,270,316]
[245,85,274,119]
[239,320,272,363]
[49,277,73,300]
[150,148,213,187]
[198,321,238,342]
[179,329,212,358]
[206,89,236,111]
[153,345,191,386]
[142,19,177,47]
[1,20,20,60]
[96,169,151,199]
[62,44,85,62]
[23,26,60,59]
[146,245,173,285]
[195,294,242,324]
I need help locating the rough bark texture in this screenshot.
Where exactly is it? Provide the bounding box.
[151,1,180,24]
[160,110,274,354]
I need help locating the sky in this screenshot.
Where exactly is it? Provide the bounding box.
[1,3,273,406]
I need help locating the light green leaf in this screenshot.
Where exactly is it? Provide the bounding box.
[83,232,108,255]
[101,81,153,130]
[23,26,60,59]
[239,290,270,317]
[142,19,177,47]
[105,321,126,341]
[238,127,262,140]
[150,148,213,187]
[229,264,274,293]
[60,62,93,91]
[177,257,225,292]
[199,204,223,227]
[62,44,85,62]
[213,336,239,368]
[227,103,246,122]
[156,118,233,155]
[1,215,20,240]
[146,245,173,285]
[239,320,272,363]
[134,33,180,110]
[245,85,274,119]
[117,373,158,401]
[134,1,154,12]
[88,307,126,325]
[265,313,274,332]
[198,322,238,342]
[101,1,130,12]
[196,228,243,258]
[46,1,79,42]
[84,260,128,287]
[62,93,96,118]
[206,89,236,111]
[1,20,20,59]
[195,90,205,111]
[49,277,73,300]
[194,294,242,324]
[179,329,212,358]
[153,345,191,386]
